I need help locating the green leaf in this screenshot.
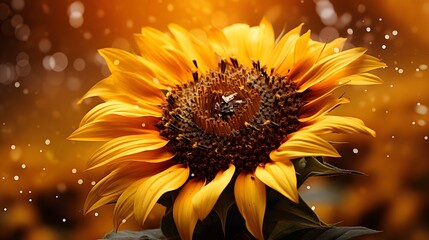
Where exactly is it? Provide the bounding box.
[160,208,180,239]
[265,191,380,240]
[265,192,327,239]
[292,157,364,187]
[213,188,236,235]
[315,226,381,240]
[102,229,168,240]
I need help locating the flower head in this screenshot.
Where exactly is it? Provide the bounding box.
[70,18,385,240]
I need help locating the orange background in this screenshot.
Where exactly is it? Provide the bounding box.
[1,0,428,239]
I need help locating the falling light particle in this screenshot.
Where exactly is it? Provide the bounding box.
[122,219,127,223]
[49,52,68,72]
[38,38,51,53]
[11,145,16,150]
[69,11,84,28]
[3,208,7,212]
[14,82,20,88]
[346,28,353,35]
[306,185,311,190]
[416,104,428,115]
[153,78,160,85]
[167,3,174,12]
[28,199,32,202]
[412,121,416,125]
[311,206,316,211]
[19,190,23,194]
[28,190,31,193]
[77,179,83,184]
[392,30,398,36]
[14,175,19,181]
[398,69,404,74]
[366,27,371,32]
[419,64,427,70]
[11,0,25,11]
[353,148,359,154]
[113,59,119,65]
[371,107,376,112]
[94,212,99,217]
[15,24,31,41]
[381,44,387,49]
[83,31,92,40]
[390,84,394,88]
[73,58,86,71]
[126,19,134,28]
[424,136,428,140]
[384,34,390,40]
[392,135,395,139]
[387,155,390,158]
[21,164,26,169]
[62,218,66,223]
[91,181,96,186]
[418,120,426,126]
[71,168,77,174]
[45,139,50,145]
[379,17,382,21]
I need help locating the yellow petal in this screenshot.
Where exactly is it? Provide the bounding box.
[206,26,232,59]
[247,17,275,66]
[86,133,168,170]
[294,30,311,65]
[310,37,347,63]
[268,23,303,71]
[234,173,266,240]
[84,169,121,214]
[192,164,235,220]
[270,131,340,161]
[111,71,166,106]
[294,47,367,92]
[275,29,311,76]
[85,161,172,214]
[255,161,298,203]
[98,48,144,74]
[134,164,189,227]
[169,24,217,72]
[342,73,384,85]
[222,23,251,67]
[299,95,350,122]
[173,179,205,240]
[69,116,159,142]
[134,28,191,84]
[308,55,386,91]
[302,115,376,137]
[113,178,146,229]
[304,73,383,104]
[79,101,162,127]
[78,76,123,103]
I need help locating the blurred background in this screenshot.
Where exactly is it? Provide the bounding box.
[1,0,428,239]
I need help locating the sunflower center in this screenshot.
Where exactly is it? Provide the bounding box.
[158,59,303,181]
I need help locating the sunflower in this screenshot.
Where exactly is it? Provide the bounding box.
[69,18,385,240]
